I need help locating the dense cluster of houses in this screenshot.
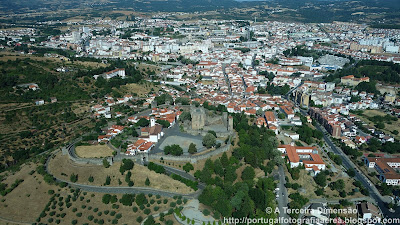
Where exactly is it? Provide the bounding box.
[97,125,125,143]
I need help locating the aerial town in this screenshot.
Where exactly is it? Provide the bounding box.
[0,4,400,225]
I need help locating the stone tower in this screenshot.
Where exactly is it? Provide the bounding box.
[191,106,205,130]
[228,116,234,131]
[151,100,157,109]
[301,93,310,108]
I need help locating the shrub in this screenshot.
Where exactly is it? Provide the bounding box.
[203,209,210,216]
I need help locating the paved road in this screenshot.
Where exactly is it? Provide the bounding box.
[46,148,204,199]
[57,176,201,199]
[298,108,400,222]
[277,165,290,225]
[155,162,206,190]
[151,123,204,154]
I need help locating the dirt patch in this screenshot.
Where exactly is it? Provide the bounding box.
[75,145,114,158]
[121,82,160,97]
[39,190,177,225]
[156,213,180,224]
[359,110,400,139]
[0,163,52,223]
[285,168,318,200]
[48,153,194,194]
[285,166,364,200]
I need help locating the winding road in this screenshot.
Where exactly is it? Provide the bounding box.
[45,145,204,199]
[297,108,400,223]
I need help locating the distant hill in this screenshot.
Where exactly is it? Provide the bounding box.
[0,0,399,26]
[0,0,239,14]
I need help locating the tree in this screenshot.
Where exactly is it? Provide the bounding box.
[70,173,78,183]
[164,144,183,156]
[213,159,224,177]
[120,159,134,174]
[376,122,385,129]
[102,194,111,204]
[224,165,237,183]
[202,133,216,148]
[120,194,135,206]
[136,118,149,127]
[125,171,132,183]
[136,193,148,206]
[156,119,170,128]
[221,152,229,168]
[103,158,110,168]
[207,130,217,138]
[145,177,150,186]
[314,172,327,187]
[241,166,255,182]
[350,96,361,103]
[180,111,191,121]
[183,163,194,173]
[88,176,94,182]
[144,215,157,225]
[188,143,197,154]
[104,176,111,185]
[330,179,345,191]
[347,168,355,177]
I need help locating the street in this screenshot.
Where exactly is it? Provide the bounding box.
[299,108,400,223]
[277,165,290,225]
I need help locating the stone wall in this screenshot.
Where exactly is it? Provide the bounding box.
[185,129,232,138]
[64,145,113,166]
[147,134,234,163]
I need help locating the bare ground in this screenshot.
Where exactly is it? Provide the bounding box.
[0,163,53,223]
[39,190,176,225]
[75,145,114,158]
[48,153,194,194]
[359,110,400,139]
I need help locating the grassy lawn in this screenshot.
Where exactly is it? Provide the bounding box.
[48,153,194,194]
[75,145,114,158]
